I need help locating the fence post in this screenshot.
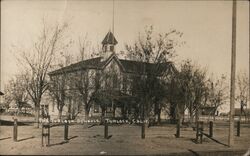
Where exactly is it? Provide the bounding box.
[42,123,44,147]
[237,121,240,137]
[200,121,204,144]
[176,119,180,138]
[141,122,145,139]
[13,118,18,142]
[196,121,203,144]
[41,116,50,147]
[196,122,199,143]
[64,120,69,141]
[104,120,108,139]
[48,116,50,145]
[209,121,213,138]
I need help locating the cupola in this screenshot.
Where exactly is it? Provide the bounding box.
[102,31,118,53]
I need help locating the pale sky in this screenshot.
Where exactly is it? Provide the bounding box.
[1,0,249,97]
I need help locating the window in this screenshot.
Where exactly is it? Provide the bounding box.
[110,45,114,52]
[106,107,113,113]
[93,104,99,113]
[103,45,107,52]
[122,75,127,91]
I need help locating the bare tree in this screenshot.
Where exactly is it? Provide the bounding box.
[71,36,102,120]
[177,60,208,124]
[4,74,30,114]
[77,34,91,61]
[2,85,13,112]
[206,74,229,120]
[77,34,101,61]
[72,70,97,120]
[125,26,184,63]
[91,61,124,122]
[165,74,185,123]
[49,69,67,120]
[125,26,184,122]
[236,71,249,120]
[16,19,69,127]
[48,35,100,121]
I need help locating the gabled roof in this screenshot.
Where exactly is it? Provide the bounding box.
[119,59,176,75]
[19,102,32,108]
[49,53,177,76]
[49,57,104,75]
[200,106,216,115]
[49,53,118,75]
[102,31,118,45]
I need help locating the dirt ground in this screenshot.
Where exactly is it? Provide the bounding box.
[0,118,250,155]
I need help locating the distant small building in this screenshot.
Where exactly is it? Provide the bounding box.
[7,101,33,114]
[200,106,218,116]
[235,108,250,117]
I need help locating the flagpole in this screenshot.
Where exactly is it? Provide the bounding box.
[112,0,115,35]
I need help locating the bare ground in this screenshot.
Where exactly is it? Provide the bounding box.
[0,119,250,155]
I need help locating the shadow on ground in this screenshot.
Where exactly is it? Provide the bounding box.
[18,136,35,142]
[0,137,11,141]
[0,120,32,126]
[46,136,78,147]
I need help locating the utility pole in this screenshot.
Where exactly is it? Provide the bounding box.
[249,2,250,112]
[228,0,237,147]
[0,1,2,99]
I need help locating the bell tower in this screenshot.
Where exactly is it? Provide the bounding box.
[101,0,117,59]
[101,31,118,53]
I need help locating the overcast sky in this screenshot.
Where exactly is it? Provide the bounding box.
[1,0,249,95]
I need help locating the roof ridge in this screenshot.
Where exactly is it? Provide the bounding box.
[48,56,103,75]
[49,55,176,76]
[119,58,172,64]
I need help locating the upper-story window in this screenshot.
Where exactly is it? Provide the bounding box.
[110,45,114,52]
[112,74,118,89]
[122,75,127,91]
[104,45,108,52]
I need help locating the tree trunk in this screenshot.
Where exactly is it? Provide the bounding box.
[157,108,161,125]
[34,106,40,128]
[189,110,194,124]
[170,102,176,124]
[100,108,105,124]
[68,102,72,120]
[113,107,116,118]
[195,108,198,124]
[58,108,62,120]
[85,109,89,121]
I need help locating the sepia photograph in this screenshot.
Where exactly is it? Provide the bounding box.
[0,0,249,155]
